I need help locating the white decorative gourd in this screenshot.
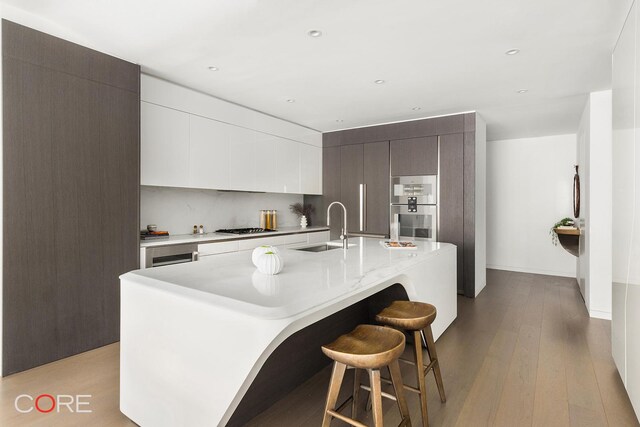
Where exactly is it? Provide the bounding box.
[252,245,279,266]
[255,251,284,275]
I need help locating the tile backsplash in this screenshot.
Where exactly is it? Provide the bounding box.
[141,186,304,235]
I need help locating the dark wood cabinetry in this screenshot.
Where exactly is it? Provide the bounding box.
[339,144,364,233]
[390,136,438,176]
[319,112,484,298]
[439,133,465,293]
[322,146,341,239]
[363,141,390,235]
[336,142,390,236]
[2,20,140,375]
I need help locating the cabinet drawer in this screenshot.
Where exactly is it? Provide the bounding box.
[238,235,287,251]
[283,233,308,245]
[198,241,239,256]
[307,231,330,244]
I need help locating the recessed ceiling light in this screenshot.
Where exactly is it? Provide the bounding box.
[208,66,219,71]
[505,49,520,55]
[336,119,344,123]
[308,30,323,38]
[374,79,385,84]
[517,89,528,94]
[286,98,296,103]
[412,107,421,111]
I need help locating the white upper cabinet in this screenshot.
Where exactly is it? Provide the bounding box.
[275,137,301,194]
[254,133,279,193]
[140,75,322,194]
[141,102,190,187]
[300,144,322,195]
[189,115,229,189]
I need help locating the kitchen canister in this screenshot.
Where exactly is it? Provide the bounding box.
[252,245,279,266]
[255,251,284,275]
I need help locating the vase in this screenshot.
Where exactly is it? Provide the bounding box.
[252,245,279,266]
[256,251,284,275]
[300,215,308,229]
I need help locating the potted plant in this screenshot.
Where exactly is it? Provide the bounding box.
[550,217,575,246]
[289,203,315,228]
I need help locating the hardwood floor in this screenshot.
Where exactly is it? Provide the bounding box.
[247,270,639,427]
[1,269,637,426]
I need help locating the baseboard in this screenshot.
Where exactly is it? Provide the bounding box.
[589,309,612,320]
[487,264,576,278]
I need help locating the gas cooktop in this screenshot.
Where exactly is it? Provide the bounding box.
[215,228,276,235]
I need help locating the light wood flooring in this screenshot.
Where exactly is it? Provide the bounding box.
[1,269,638,426]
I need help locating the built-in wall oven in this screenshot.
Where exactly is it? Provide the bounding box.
[390,175,437,241]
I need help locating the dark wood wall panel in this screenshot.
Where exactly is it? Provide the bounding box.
[3,20,140,375]
[439,133,465,294]
[2,20,138,92]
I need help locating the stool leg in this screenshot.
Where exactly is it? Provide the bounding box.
[352,368,362,419]
[423,327,446,403]
[368,368,384,427]
[414,330,429,427]
[322,362,347,427]
[388,359,412,427]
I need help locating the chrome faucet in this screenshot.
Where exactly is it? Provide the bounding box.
[327,201,348,249]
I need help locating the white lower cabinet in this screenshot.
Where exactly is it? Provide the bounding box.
[238,235,287,251]
[283,233,308,246]
[194,231,330,259]
[198,241,239,256]
[308,231,330,244]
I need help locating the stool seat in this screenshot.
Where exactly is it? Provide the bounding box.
[376,301,436,331]
[322,325,405,369]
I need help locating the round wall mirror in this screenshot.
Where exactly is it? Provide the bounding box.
[573,165,580,218]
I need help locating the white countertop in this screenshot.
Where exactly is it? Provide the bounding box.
[125,237,452,319]
[139,225,329,248]
[120,236,457,427]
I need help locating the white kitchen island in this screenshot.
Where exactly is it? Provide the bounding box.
[120,237,457,427]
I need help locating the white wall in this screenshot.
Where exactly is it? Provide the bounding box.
[475,115,487,296]
[141,187,305,235]
[577,90,613,319]
[487,134,577,277]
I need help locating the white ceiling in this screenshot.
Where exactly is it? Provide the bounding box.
[1,0,633,140]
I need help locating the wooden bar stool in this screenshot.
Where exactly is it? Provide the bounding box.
[375,301,445,427]
[321,324,412,427]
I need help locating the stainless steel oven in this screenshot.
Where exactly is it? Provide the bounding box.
[144,243,199,268]
[390,175,437,241]
[391,175,437,205]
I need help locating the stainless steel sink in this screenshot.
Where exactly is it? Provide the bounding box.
[294,243,344,252]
